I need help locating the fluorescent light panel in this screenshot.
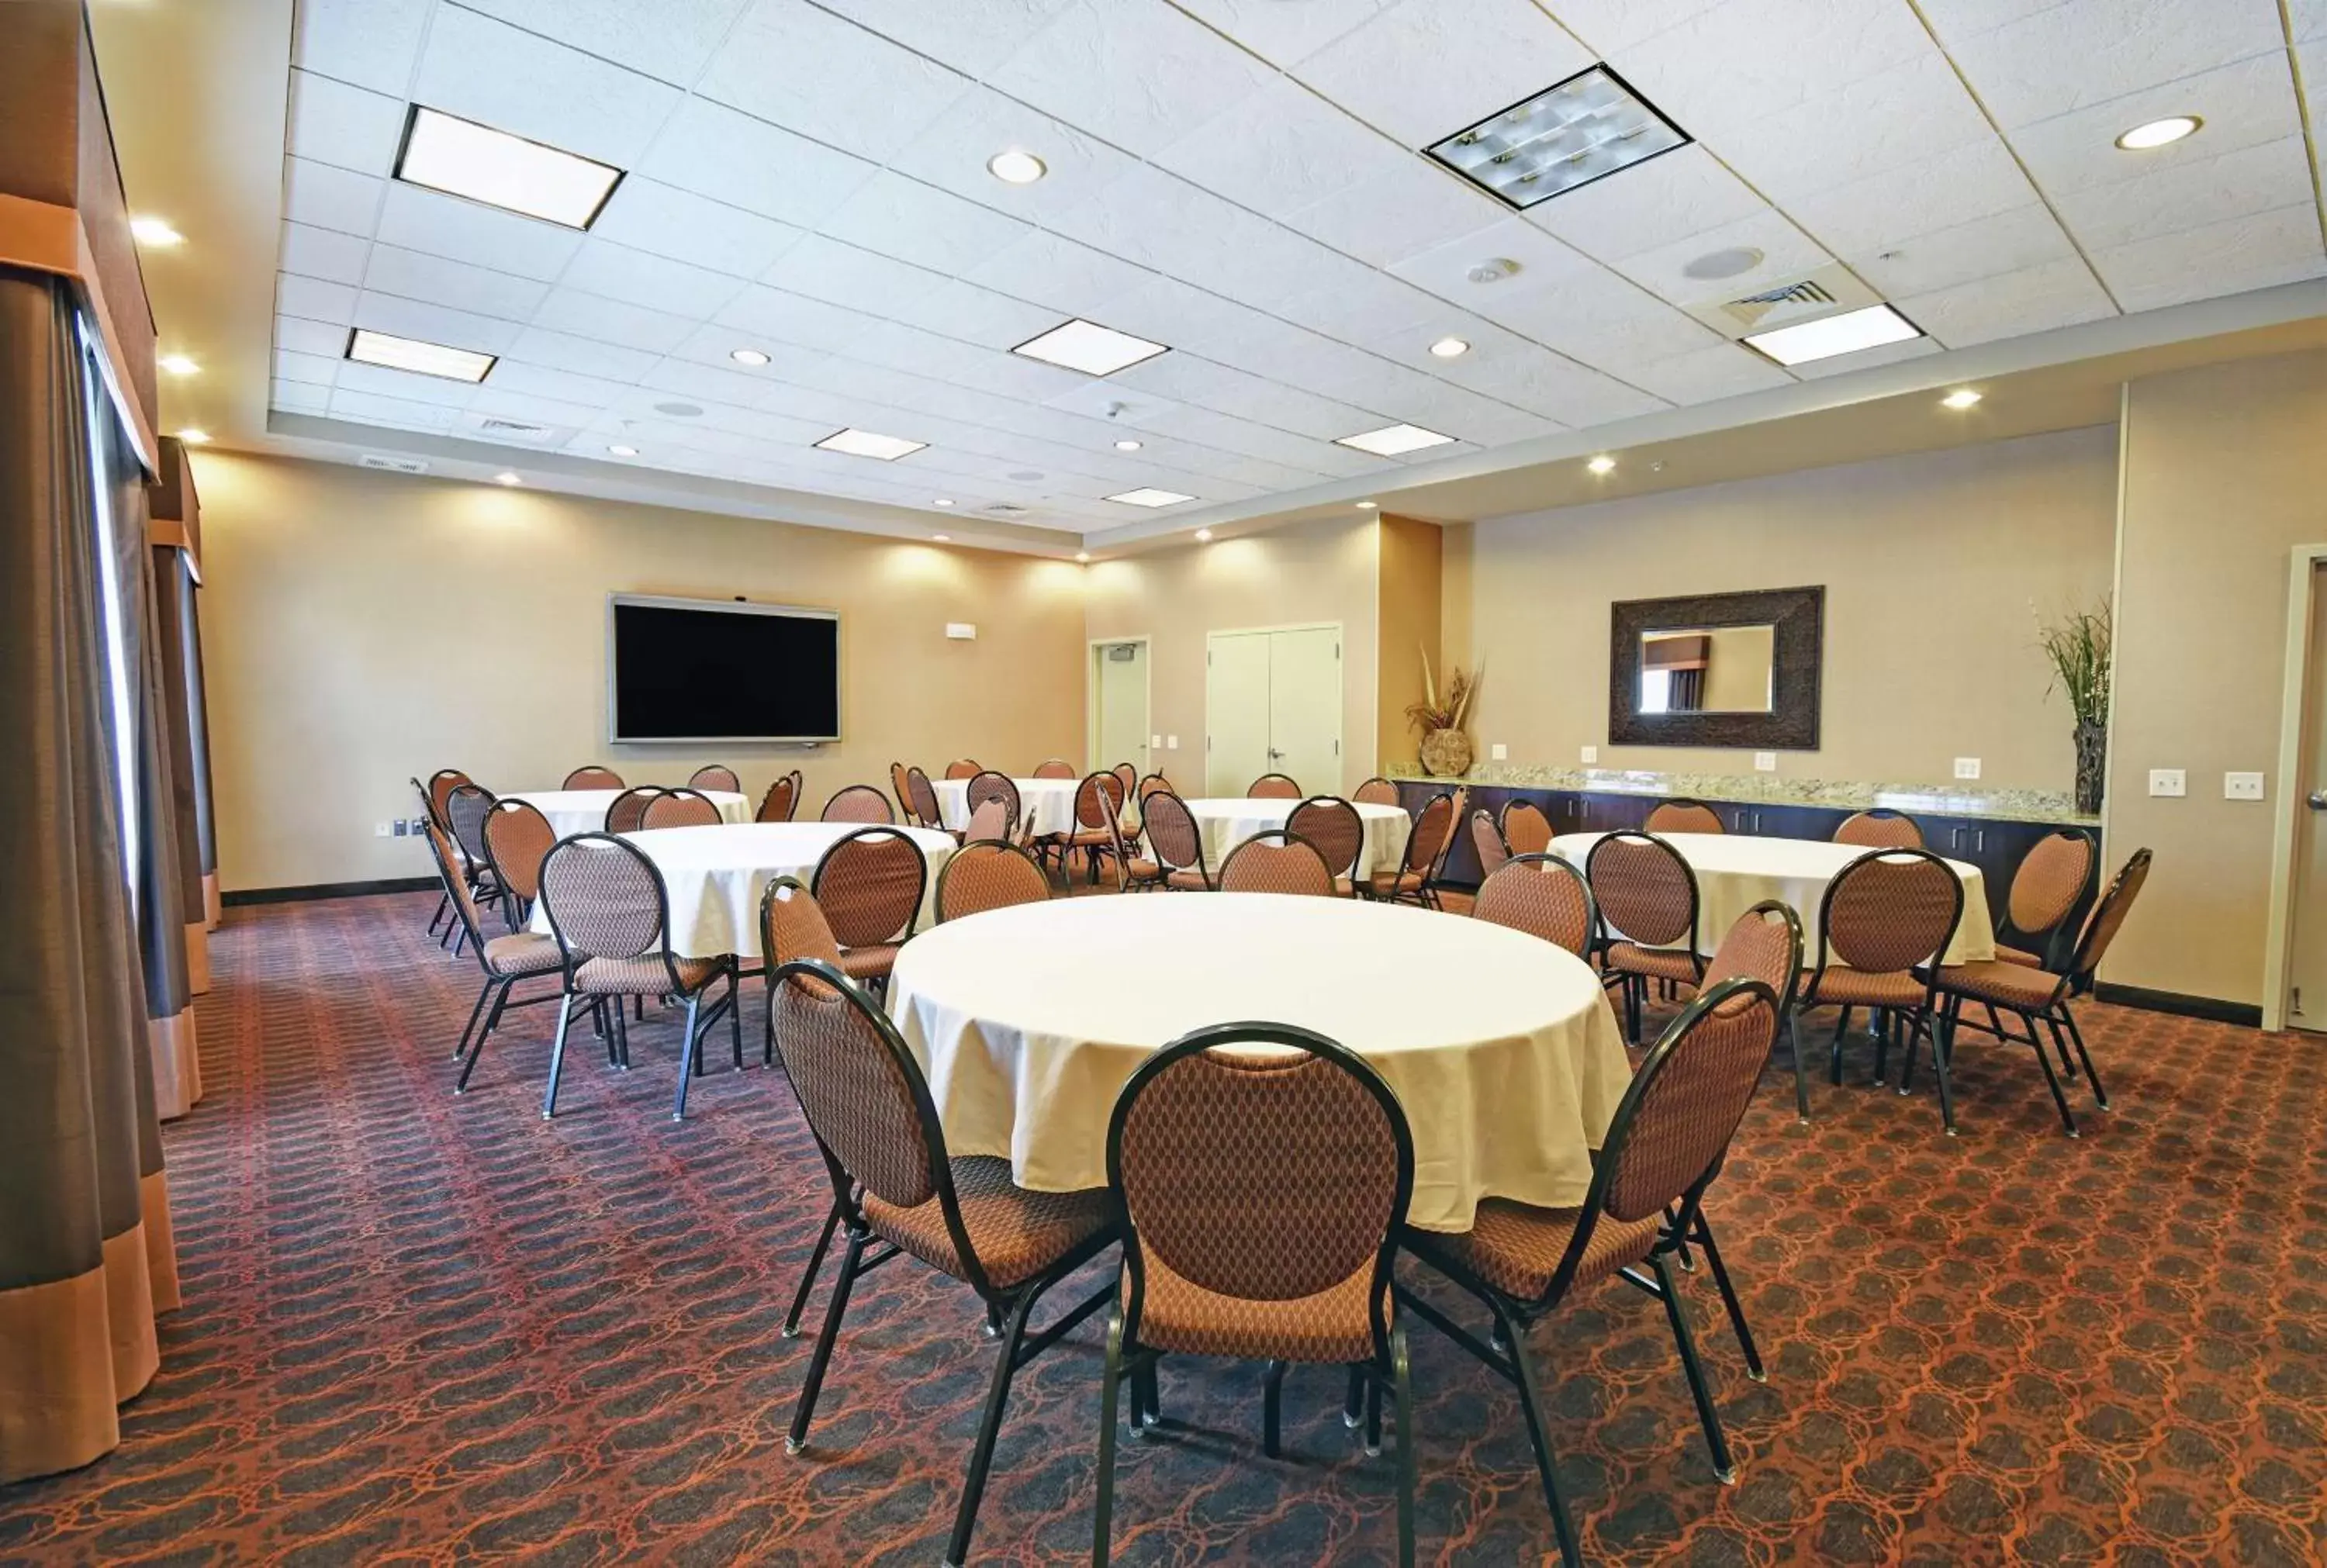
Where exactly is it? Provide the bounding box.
[1107,487,1195,508]
[394,106,624,230]
[1335,423,1454,457]
[816,428,926,461]
[1013,319,1169,377]
[1427,65,1687,209]
[346,327,496,382]
[1741,304,1923,367]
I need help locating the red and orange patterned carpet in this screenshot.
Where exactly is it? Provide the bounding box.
[3,891,2325,1565]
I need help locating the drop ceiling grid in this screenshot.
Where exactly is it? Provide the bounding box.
[268,0,2326,535]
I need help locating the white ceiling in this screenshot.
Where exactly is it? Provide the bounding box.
[265,0,2327,544]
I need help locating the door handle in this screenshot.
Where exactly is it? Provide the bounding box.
[2309,791,2327,810]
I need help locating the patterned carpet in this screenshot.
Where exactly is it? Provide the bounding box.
[3,890,2325,1566]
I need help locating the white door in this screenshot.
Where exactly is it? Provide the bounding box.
[1205,626,1343,796]
[2288,565,2327,1030]
[1205,630,1274,795]
[1092,641,1150,775]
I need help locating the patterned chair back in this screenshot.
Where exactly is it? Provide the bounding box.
[768,958,947,1211]
[606,786,666,833]
[1400,792,1454,879]
[424,824,489,950]
[1499,800,1554,856]
[1834,809,1922,850]
[426,769,472,830]
[688,764,740,793]
[563,765,624,789]
[889,762,917,822]
[1701,900,1803,1010]
[1474,854,1596,959]
[538,834,668,962]
[1351,777,1400,806]
[1593,980,1780,1228]
[944,758,982,780]
[1246,772,1302,800]
[1076,772,1126,829]
[1469,809,1510,880]
[482,798,555,902]
[1586,832,1697,951]
[821,784,896,824]
[811,827,928,948]
[1141,790,1206,880]
[1112,763,1139,803]
[905,766,943,831]
[1287,797,1364,882]
[936,842,1051,921]
[2066,848,2152,988]
[445,783,498,865]
[641,788,722,830]
[2007,830,2096,941]
[759,875,844,972]
[1818,850,1962,976]
[1216,831,1333,896]
[963,796,1014,846]
[1645,799,1724,834]
[965,770,1020,827]
[756,773,800,823]
[1032,758,1077,779]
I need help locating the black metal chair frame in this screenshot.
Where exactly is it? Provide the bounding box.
[1094,1021,1418,1567]
[604,785,667,832]
[1373,790,1453,907]
[1995,827,2097,972]
[417,775,455,938]
[1716,897,1811,1124]
[1585,830,1704,1042]
[933,841,1052,923]
[1288,795,1368,888]
[443,783,506,947]
[1797,848,1963,1129]
[424,824,566,1090]
[1058,772,1130,886]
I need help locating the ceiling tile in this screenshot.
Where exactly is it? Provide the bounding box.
[469,385,616,430]
[1538,0,1724,54]
[2050,134,2318,254]
[1152,77,1405,219]
[1623,341,1796,403]
[589,179,804,278]
[1280,158,1506,268]
[966,231,1157,319]
[410,5,683,166]
[292,0,431,98]
[2089,202,2327,312]
[1264,261,1450,347]
[813,0,1077,77]
[1609,209,1834,308]
[286,70,408,177]
[277,273,360,326]
[503,325,660,382]
[818,173,1033,275]
[1490,269,1725,371]
[1427,339,1670,426]
[636,99,878,230]
[666,323,829,382]
[353,291,526,354]
[373,183,586,281]
[1706,52,1996,204]
[558,238,752,316]
[1941,0,2287,130]
[335,358,482,407]
[1848,202,2080,297]
[1113,354,1383,441]
[1524,145,1767,264]
[1387,217,1598,307]
[1169,0,1388,67]
[271,379,334,413]
[887,86,1143,229]
[698,0,973,161]
[1295,0,1598,149]
[524,288,699,355]
[283,157,385,237]
[2293,0,2327,38]
[987,0,1277,159]
[762,235,950,316]
[1897,254,2118,346]
[881,281,1062,351]
[280,221,372,285]
[714,285,890,354]
[1620,0,1935,140]
[2004,54,2304,196]
[364,244,550,320]
[1913,0,2080,44]
[1046,163,1285,279]
[487,361,640,409]
[274,348,341,387]
[329,388,461,430]
[1778,138,2040,260]
[1141,403,1385,475]
[275,314,353,357]
[455,0,752,86]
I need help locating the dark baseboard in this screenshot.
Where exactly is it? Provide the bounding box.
[2093,982,2263,1029]
[221,876,437,907]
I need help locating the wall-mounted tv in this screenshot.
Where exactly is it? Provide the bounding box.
[607,594,840,744]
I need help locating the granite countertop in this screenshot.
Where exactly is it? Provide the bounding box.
[1386,764,2101,827]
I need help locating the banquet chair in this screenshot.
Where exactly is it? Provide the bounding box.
[606,786,666,833]
[1399,979,1782,1564]
[810,827,928,989]
[1215,831,1335,896]
[1992,829,2097,971]
[1368,791,1453,907]
[1470,809,1511,881]
[1472,855,1596,962]
[756,772,802,823]
[536,834,742,1121]
[769,957,1116,1568]
[1834,808,1922,849]
[1645,799,1724,834]
[821,784,896,824]
[757,873,842,1072]
[904,766,946,838]
[935,842,1052,922]
[482,797,555,930]
[564,765,624,789]
[1353,777,1402,806]
[1126,789,1210,891]
[1427,787,1471,899]
[1798,849,1963,1129]
[688,764,741,793]
[419,772,466,938]
[1062,772,1131,885]
[945,758,983,779]
[426,768,472,831]
[964,771,1022,842]
[1033,758,1078,779]
[962,796,1015,846]
[1586,832,1704,1043]
[1094,1023,1416,1567]
[641,788,723,830]
[1929,849,2150,1138]
[1288,796,1366,894]
[424,824,565,1090]
[444,785,505,944]
[1247,772,1302,800]
[1500,800,1555,857]
[1700,900,1809,1124]
[889,762,919,824]
[1112,762,1139,805]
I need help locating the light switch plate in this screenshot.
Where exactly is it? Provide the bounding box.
[1953,757,1981,780]
[1150,734,1162,750]
[1580,744,1599,764]
[375,820,393,838]
[945,622,977,640]
[1490,742,1508,761]
[2225,771,2265,800]
[1166,734,1178,751]
[1753,751,1777,772]
[2149,768,2186,797]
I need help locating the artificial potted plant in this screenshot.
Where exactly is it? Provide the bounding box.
[2036,597,2111,815]
[1408,645,1484,778]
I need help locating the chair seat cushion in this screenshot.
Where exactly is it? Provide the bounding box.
[574,954,722,995]
[1995,942,2044,969]
[1131,861,1209,890]
[1367,869,1426,896]
[1422,1201,1661,1302]
[1067,828,1118,848]
[1131,1248,1382,1363]
[1604,941,1701,982]
[1807,966,1926,1007]
[863,1155,1111,1290]
[482,931,562,978]
[839,944,900,979]
[1936,959,2062,1010]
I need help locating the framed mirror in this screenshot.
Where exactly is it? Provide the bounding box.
[1610,585,1823,749]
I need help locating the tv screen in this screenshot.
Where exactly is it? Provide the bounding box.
[608,595,840,743]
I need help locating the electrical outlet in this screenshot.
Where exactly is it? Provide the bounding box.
[1150,734,1162,750]
[1166,734,1178,751]
[1490,743,1508,761]
[376,820,394,838]
[2149,768,2186,797]
[2225,771,2263,800]
[1579,744,1599,765]
[1753,751,1777,772]
[410,817,429,835]
[1953,757,1981,780]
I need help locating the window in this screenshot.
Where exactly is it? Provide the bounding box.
[78,316,141,906]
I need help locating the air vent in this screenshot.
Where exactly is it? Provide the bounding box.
[1681,264,1883,344]
[1717,279,1835,328]
[358,454,429,474]
[984,503,1029,516]
[477,416,552,437]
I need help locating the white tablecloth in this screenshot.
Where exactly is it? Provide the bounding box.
[886,894,1630,1231]
[1549,831,1994,965]
[534,822,956,958]
[504,788,750,840]
[1180,796,1412,877]
[931,777,1081,838]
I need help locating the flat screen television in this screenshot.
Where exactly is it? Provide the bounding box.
[607,594,840,744]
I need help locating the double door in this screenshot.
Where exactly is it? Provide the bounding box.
[1205,625,1342,797]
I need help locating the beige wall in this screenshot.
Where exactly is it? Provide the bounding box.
[195,452,1086,890]
[1082,515,1381,794]
[1450,427,2120,788]
[1375,513,1443,772]
[2107,349,2327,1004]
[1701,625,1776,712]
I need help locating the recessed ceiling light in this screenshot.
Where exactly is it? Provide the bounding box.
[1356,500,1379,509]
[1108,487,1197,508]
[1429,337,1471,358]
[346,327,496,382]
[816,428,926,461]
[1194,528,1214,542]
[1014,319,1170,377]
[933,498,955,506]
[932,534,950,542]
[608,443,639,456]
[130,217,183,247]
[175,428,210,445]
[1114,438,1143,451]
[393,105,623,229]
[729,347,770,366]
[1941,389,1983,410]
[1427,64,1689,209]
[987,150,1048,185]
[2116,116,2200,150]
[159,354,200,377]
[493,471,521,486]
[1075,551,1091,562]
[1586,454,1616,475]
[1741,303,1923,367]
[1336,423,1454,457]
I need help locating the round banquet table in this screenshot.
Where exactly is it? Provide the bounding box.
[1549,831,1996,965]
[503,787,750,840]
[532,822,956,959]
[1179,796,1412,876]
[885,893,1631,1232]
[931,777,1081,838]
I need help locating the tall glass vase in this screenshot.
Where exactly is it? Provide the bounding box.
[2073,720,2106,816]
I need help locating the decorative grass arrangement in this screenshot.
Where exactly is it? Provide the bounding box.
[1408,648,1484,777]
[2035,598,2111,813]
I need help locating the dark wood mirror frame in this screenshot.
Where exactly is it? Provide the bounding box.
[1609,585,1824,750]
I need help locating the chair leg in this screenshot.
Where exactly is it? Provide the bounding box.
[1925,1007,1959,1135]
[783,1200,842,1339]
[1364,1359,1383,1456]
[787,1226,867,1453]
[1094,1311,1125,1568]
[1500,1308,1583,1566]
[2059,1007,2108,1107]
[672,993,704,1121]
[1872,1007,1891,1086]
[1392,1326,1417,1568]
[1690,1215,1764,1382]
[1651,1252,1737,1485]
[541,993,576,1119]
[455,979,512,1093]
[1786,1011,1810,1123]
[1344,1363,1366,1429]
[2021,1007,2080,1136]
[452,978,495,1062]
[1262,1359,1286,1458]
[728,971,744,1070]
[1623,971,1641,1045]
[429,893,450,934]
[942,1292,1033,1568]
[1829,1005,1852,1085]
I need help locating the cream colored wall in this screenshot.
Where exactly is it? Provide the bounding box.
[1702,625,1776,712]
[1082,515,1381,793]
[1375,513,1443,772]
[195,451,1086,890]
[1451,427,2120,787]
[2107,349,2327,1004]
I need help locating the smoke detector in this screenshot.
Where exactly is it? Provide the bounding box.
[1466,257,1521,285]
